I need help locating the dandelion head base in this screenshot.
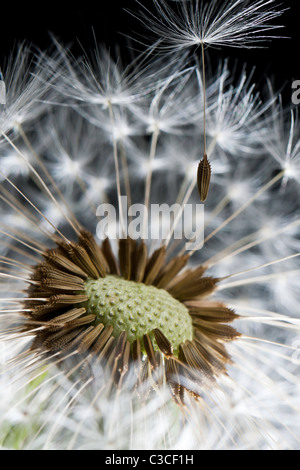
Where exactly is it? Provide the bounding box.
[23,230,240,404]
[83,275,193,356]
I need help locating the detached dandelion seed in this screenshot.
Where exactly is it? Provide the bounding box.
[197,152,211,202]
[135,0,286,203]
[136,0,287,50]
[0,0,299,451]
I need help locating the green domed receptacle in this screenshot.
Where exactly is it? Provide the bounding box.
[82,275,193,356]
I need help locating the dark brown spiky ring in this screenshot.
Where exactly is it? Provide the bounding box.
[24,229,240,404]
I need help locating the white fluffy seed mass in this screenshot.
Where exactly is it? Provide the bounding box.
[0,0,299,452]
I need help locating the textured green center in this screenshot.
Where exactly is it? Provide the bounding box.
[83,275,193,355]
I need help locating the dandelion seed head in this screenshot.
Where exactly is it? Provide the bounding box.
[0,0,299,452]
[204,63,274,157]
[86,175,112,200]
[261,107,300,185]
[227,181,250,203]
[136,0,286,52]
[282,158,300,182]
[0,148,32,178]
[0,44,54,137]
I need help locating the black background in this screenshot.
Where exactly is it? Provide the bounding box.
[0,0,299,102]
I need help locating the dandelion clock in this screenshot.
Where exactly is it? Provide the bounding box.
[0,0,299,451]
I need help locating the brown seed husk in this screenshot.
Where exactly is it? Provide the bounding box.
[197,153,211,202]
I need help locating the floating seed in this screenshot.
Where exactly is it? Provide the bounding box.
[197,153,211,202]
